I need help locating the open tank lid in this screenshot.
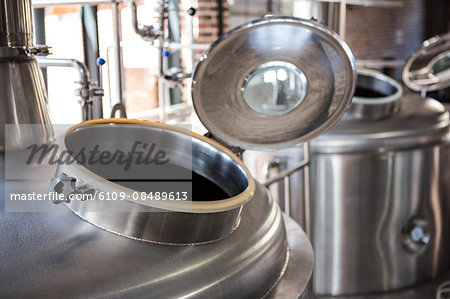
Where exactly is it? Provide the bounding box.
[191,16,356,150]
[403,32,450,92]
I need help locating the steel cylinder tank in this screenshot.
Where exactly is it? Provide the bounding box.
[244,68,450,297]
[1,119,315,298]
[1,15,361,298]
[0,0,52,151]
[309,69,450,295]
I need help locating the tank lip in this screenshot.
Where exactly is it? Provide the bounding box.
[353,68,403,105]
[58,118,256,214]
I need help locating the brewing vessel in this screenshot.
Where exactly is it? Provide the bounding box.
[245,68,450,296]
[310,69,450,295]
[1,15,359,297]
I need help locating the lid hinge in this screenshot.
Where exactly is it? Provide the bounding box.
[204,132,245,158]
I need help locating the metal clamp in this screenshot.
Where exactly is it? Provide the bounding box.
[50,173,96,204]
[24,45,51,57]
[0,45,51,59]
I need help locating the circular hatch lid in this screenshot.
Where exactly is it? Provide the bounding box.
[403,32,450,92]
[191,16,356,150]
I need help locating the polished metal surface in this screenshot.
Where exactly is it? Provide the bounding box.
[310,145,450,295]
[268,214,314,299]
[50,120,255,245]
[317,271,450,299]
[403,32,450,92]
[244,146,309,229]
[348,69,402,120]
[0,0,33,47]
[308,73,450,295]
[192,16,356,150]
[244,70,450,296]
[0,58,53,151]
[0,0,53,151]
[37,57,104,120]
[32,0,119,6]
[312,93,449,153]
[0,154,313,298]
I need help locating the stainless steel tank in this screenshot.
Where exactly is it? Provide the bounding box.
[0,0,52,150]
[1,16,358,297]
[245,68,450,297]
[309,68,450,296]
[1,119,315,298]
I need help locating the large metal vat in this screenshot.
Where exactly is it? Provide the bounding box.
[246,69,450,296]
[1,119,315,298]
[310,69,450,295]
[1,14,359,298]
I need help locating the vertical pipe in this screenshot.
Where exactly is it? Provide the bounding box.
[112,1,124,105]
[81,5,103,119]
[303,142,311,237]
[33,7,47,88]
[338,1,346,39]
[266,0,273,12]
[158,0,168,122]
[217,0,223,36]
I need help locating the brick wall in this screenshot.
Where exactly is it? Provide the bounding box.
[344,0,425,61]
[124,69,158,115]
[193,0,229,44]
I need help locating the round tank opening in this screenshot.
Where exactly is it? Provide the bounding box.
[64,124,250,202]
[354,72,401,100]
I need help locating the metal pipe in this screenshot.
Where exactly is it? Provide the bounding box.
[338,1,346,39]
[165,42,210,51]
[32,0,120,7]
[37,57,90,91]
[303,142,311,237]
[263,158,309,187]
[0,0,34,47]
[112,1,124,105]
[217,0,224,36]
[128,0,143,37]
[127,0,160,42]
[36,57,92,119]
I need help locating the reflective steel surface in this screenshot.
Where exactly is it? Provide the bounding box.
[348,69,402,120]
[310,146,450,295]
[0,0,33,47]
[317,271,450,299]
[192,16,356,150]
[0,0,52,151]
[51,120,255,245]
[0,169,313,298]
[244,70,450,296]
[312,93,449,153]
[244,146,308,228]
[403,32,450,92]
[0,59,53,150]
[310,73,450,295]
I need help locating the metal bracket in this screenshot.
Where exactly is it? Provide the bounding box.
[203,132,245,157]
[50,172,96,204]
[24,45,51,57]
